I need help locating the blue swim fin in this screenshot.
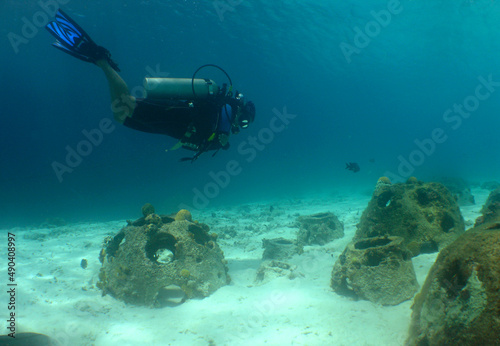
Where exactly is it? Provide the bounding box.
[45,9,120,72]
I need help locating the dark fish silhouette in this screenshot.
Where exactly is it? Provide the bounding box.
[345,162,360,173]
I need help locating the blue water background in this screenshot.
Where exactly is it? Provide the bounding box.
[2,0,500,228]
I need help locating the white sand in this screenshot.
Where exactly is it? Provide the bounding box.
[1,188,489,346]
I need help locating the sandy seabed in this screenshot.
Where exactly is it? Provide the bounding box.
[0,188,489,346]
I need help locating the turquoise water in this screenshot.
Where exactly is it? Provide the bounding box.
[2,0,500,227]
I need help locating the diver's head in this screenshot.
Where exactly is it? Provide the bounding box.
[238,100,255,129]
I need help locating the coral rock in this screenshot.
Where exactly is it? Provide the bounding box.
[481,181,500,191]
[175,209,193,222]
[145,213,163,226]
[331,236,419,305]
[475,187,500,226]
[434,177,475,206]
[262,237,303,260]
[141,203,155,217]
[406,217,500,344]
[406,176,419,184]
[96,213,229,307]
[297,212,344,246]
[355,181,465,256]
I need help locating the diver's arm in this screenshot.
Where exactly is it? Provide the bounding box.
[96,59,136,124]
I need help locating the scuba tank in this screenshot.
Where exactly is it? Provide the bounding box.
[143,78,219,100]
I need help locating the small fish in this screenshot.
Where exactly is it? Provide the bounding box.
[80,259,88,269]
[345,162,360,173]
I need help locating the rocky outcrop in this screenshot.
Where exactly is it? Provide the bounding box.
[434,177,475,206]
[406,188,500,345]
[331,236,419,305]
[297,212,344,246]
[262,237,302,261]
[96,207,229,307]
[355,178,465,256]
[475,187,500,226]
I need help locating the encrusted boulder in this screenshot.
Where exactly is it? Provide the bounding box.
[406,193,500,345]
[141,203,155,217]
[262,237,303,261]
[297,212,344,246]
[331,236,419,305]
[355,179,465,256]
[96,208,229,307]
[475,187,500,226]
[434,177,475,206]
[481,180,500,191]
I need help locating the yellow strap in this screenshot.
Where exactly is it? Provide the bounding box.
[169,141,183,150]
[208,133,216,141]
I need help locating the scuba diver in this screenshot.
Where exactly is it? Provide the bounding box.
[45,9,255,162]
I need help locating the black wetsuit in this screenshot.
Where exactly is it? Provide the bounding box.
[124,98,231,152]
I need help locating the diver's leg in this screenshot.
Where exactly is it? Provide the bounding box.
[96,59,136,124]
